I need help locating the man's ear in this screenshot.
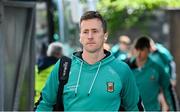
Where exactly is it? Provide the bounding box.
[104,32,108,41]
[79,38,82,43]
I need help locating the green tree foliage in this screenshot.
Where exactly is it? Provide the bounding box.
[97,0,180,36]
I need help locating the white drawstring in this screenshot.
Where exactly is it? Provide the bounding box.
[75,61,83,96]
[75,61,102,96]
[88,62,102,96]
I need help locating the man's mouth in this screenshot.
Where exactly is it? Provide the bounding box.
[87,43,96,45]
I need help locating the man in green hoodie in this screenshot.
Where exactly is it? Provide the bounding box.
[149,39,178,110]
[35,11,141,111]
[150,39,176,86]
[126,36,174,111]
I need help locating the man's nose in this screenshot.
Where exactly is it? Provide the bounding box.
[88,32,93,39]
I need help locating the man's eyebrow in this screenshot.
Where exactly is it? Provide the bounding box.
[82,29,89,31]
[82,28,98,31]
[91,28,97,31]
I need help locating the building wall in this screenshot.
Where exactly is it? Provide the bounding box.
[168,9,180,99]
[0,1,35,110]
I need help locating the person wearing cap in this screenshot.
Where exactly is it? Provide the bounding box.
[111,35,131,61]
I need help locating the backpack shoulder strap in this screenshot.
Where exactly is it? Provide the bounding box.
[58,56,72,83]
[53,56,72,111]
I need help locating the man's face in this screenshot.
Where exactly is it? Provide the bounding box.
[80,18,107,53]
[135,48,149,62]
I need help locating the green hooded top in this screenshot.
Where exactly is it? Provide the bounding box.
[129,57,174,111]
[149,43,173,77]
[111,44,128,61]
[36,51,139,111]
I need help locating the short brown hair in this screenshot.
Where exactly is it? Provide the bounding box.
[80,11,107,33]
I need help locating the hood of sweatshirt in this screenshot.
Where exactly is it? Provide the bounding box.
[70,50,115,95]
[72,50,114,69]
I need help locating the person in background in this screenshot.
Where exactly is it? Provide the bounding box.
[111,35,131,61]
[126,36,174,111]
[35,11,141,111]
[150,39,179,110]
[35,42,63,102]
[150,39,176,86]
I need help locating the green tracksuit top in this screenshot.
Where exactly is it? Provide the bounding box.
[130,57,173,111]
[111,44,128,60]
[156,43,173,61]
[36,51,139,111]
[149,43,173,76]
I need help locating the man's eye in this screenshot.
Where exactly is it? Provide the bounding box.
[93,30,97,33]
[83,31,88,34]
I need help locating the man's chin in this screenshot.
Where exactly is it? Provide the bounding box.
[87,50,97,53]
[85,48,98,53]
